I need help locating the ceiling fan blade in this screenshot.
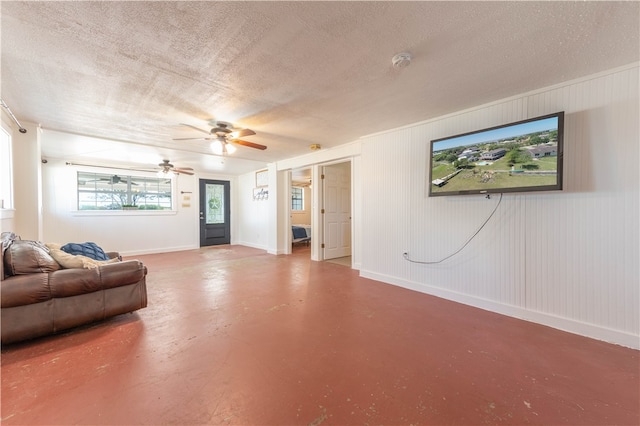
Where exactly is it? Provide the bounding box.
[180,123,210,135]
[175,169,194,176]
[231,139,267,150]
[229,128,256,138]
[172,137,211,141]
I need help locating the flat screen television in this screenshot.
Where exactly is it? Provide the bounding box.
[428,112,564,197]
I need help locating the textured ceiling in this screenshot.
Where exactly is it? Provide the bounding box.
[2,1,639,175]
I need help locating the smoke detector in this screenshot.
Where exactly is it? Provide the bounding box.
[392,52,412,69]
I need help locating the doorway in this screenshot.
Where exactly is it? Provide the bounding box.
[290,168,312,255]
[199,179,230,246]
[289,161,353,265]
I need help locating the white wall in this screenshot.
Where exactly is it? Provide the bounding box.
[235,170,270,250]
[358,64,639,348]
[41,157,199,255]
[9,122,42,240]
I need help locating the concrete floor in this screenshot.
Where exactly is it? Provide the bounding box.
[1,245,638,425]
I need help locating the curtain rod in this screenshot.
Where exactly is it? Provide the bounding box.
[65,162,153,174]
[0,98,27,133]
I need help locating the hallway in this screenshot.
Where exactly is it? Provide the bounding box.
[2,246,638,425]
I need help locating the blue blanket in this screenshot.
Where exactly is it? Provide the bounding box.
[60,242,109,261]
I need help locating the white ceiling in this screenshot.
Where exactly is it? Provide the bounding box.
[2,1,638,175]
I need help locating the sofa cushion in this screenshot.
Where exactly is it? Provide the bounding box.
[48,268,104,298]
[3,240,61,276]
[60,242,109,261]
[1,273,52,308]
[46,245,120,269]
[48,260,146,297]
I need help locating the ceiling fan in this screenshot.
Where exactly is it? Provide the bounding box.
[83,175,137,185]
[158,159,194,176]
[173,121,267,155]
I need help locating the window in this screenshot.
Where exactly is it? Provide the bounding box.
[0,126,12,211]
[291,187,304,211]
[77,172,172,210]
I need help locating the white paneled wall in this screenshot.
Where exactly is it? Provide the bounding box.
[361,127,413,281]
[359,64,639,348]
[235,170,269,250]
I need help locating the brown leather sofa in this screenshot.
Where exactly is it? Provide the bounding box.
[1,233,148,344]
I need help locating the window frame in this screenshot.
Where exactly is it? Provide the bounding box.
[291,186,304,212]
[75,170,176,214]
[0,124,14,219]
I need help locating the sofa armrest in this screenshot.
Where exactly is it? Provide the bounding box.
[99,260,147,290]
[106,251,122,261]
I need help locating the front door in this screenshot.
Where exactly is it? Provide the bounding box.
[199,179,230,246]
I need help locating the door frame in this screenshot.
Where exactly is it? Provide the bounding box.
[287,159,353,263]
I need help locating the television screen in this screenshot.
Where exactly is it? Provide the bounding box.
[428,112,564,197]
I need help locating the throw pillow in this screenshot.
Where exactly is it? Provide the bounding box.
[46,245,119,269]
[82,256,120,269]
[60,242,110,261]
[47,247,85,269]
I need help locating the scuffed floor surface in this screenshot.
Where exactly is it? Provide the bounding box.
[2,245,638,425]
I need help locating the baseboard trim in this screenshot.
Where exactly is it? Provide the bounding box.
[234,241,268,251]
[119,245,197,257]
[359,270,640,350]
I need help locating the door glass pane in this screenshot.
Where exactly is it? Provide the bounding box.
[206,183,225,224]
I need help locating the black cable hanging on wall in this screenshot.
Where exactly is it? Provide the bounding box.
[403,193,503,264]
[0,98,27,133]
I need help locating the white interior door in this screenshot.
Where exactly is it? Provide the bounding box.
[323,162,351,259]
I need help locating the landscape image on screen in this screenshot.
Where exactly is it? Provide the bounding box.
[429,113,563,196]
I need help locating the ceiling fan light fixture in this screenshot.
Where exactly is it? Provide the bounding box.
[211,140,224,155]
[176,122,266,151]
[212,138,237,155]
